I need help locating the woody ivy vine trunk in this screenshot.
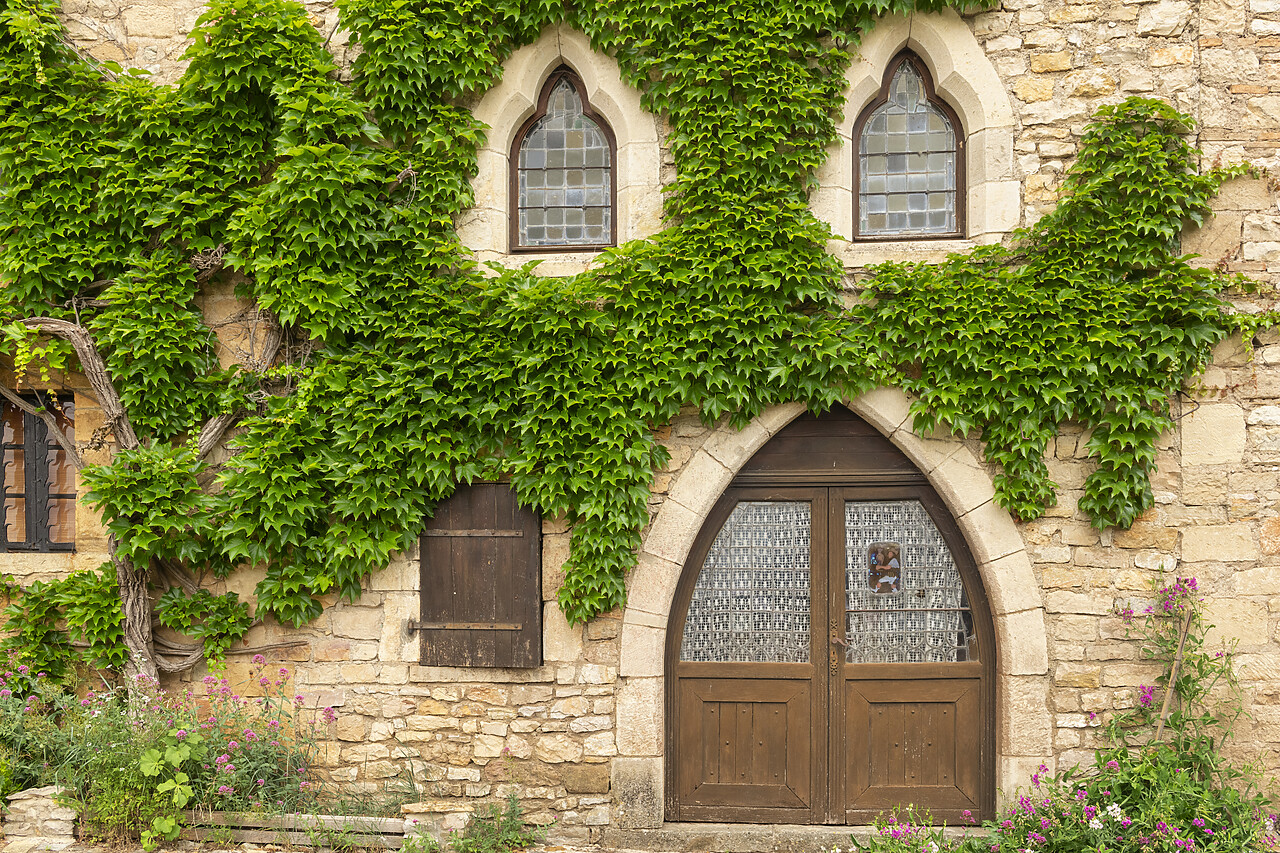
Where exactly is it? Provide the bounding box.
[2,316,269,681]
[0,0,1275,678]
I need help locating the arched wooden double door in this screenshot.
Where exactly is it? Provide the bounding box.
[665,409,995,824]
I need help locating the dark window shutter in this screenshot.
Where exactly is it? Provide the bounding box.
[417,483,542,668]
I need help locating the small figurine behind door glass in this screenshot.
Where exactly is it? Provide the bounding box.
[867,542,902,593]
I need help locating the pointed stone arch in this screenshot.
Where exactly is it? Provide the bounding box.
[812,10,1019,247]
[613,389,1052,828]
[460,25,663,272]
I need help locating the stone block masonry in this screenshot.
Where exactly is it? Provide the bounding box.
[31,0,1280,833]
[3,786,77,841]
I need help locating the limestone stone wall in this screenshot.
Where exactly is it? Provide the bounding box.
[182,529,622,842]
[4,785,77,840]
[16,0,1280,834]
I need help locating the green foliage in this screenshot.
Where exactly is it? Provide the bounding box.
[3,563,133,675]
[450,791,545,853]
[0,0,1265,656]
[856,99,1251,527]
[138,727,202,850]
[0,661,323,842]
[0,581,76,681]
[156,588,251,660]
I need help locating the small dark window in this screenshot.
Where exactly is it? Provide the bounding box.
[853,52,964,239]
[511,67,616,252]
[415,483,542,668]
[1,394,75,552]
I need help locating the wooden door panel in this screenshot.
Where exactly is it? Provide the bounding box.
[675,677,813,817]
[843,678,981,820]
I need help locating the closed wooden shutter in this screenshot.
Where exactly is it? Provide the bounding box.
[417,483,542,668]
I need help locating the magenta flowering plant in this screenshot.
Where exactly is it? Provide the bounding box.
[1111,577,1242,775]
[180,655,322,813]
[979,575,1275,852]
[981,748,1277,853]
[0,654,327,844]
[850,807,975,853]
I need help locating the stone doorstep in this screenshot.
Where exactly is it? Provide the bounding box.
[602,824,989,853]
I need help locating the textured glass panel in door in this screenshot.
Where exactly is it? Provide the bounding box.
[681,501,810,663]
[844,500,974,663]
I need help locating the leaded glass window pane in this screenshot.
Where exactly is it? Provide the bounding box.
[858,60,957,236]
[517,78,612,248]
[680,501,811,663]
[844,500,975,663]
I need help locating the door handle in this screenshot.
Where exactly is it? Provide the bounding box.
[830,631,848,648]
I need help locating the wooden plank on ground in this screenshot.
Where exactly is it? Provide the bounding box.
[179,826,404,848]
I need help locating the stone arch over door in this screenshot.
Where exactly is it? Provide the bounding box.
[613,390,1052,829]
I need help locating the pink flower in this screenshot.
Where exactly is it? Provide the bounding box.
[323,706,337,723]
[1138,685,1156,708]
[228,740,239,750]
[252,654,265,664]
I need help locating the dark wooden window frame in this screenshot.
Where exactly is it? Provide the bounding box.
[509,65,618,254]
[664,410,995,825]
[851,50,966,242]
[1,392,75,553]
[414,482,543,668]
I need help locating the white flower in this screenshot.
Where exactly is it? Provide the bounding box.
[1089,818,1104,830]
[1106,803,1123,820]
[926,843,939,853]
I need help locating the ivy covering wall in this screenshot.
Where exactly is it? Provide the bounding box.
[0,0,1264,666]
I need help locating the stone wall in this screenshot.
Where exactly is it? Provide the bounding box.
[14,0,1280,835]
[4,786,77,841]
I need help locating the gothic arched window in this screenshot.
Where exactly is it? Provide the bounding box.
[854,53,963,239]
[511,67,615,251]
